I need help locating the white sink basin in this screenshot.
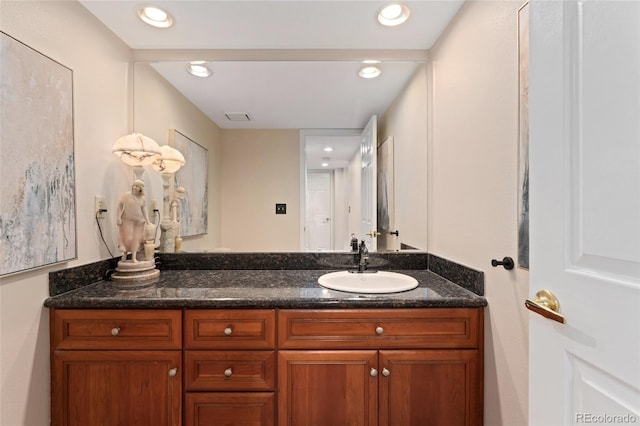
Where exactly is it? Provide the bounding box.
[318,271,419,294]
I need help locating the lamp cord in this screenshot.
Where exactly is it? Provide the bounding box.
[153,210,160,247]
[95,210,115,258]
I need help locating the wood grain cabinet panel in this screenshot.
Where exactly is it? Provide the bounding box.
[51,350,181,426]
[51,309,182,350]
[277,308,480,349]
[277,350,378,426]
[185,309,275,349]
[185,392,275,426]
[379,350,482,426]
[185,350,275,391]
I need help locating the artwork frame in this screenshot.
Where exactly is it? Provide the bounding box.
[0,32,77,276]
[377,136,394,232]
[517,2,530,269]
[169,129,208,237]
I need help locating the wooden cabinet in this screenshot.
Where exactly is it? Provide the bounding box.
[50,309,182,426]
[50,307,482,426]
[277,309,483,426]
[184,309,276,426]
[378,349,481,426]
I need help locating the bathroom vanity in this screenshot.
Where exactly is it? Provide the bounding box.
[45,253,486,426]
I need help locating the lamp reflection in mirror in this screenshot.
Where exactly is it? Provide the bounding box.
[151,145,186,253]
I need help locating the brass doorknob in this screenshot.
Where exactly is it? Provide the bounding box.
[366,231,381,238]
[525,289,565,324]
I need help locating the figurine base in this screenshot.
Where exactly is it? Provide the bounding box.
[111,259,160,290]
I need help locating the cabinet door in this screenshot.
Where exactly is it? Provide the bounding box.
[52,350,181,426]
[185,392,274,426]
[278,350,378,426]
[379,350,482,426]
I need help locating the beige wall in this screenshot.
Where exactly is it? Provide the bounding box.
[429,1,529,425]
[133,63,222,251]
[379,64,429,251]
[220,129,300,251]
[1,1,530,424]
[0,1,133,424]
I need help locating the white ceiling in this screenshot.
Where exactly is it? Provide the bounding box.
[79,0,464,167]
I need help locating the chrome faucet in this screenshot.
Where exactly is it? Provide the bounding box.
[356,240,369,272]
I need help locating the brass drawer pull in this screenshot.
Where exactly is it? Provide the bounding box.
[111,327,121,336]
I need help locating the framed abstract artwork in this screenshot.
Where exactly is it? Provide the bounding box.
[517,2,530,269]
[377,136,394,232]
[0,32,77,276]
[169,129,208,237]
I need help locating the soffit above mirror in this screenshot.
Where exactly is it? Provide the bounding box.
[78,1,464,50]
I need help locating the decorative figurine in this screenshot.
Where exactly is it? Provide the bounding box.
[116,179,150,262]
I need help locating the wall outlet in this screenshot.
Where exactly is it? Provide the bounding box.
[276,203,287,214]
[94,196,106,218]
[150,199,158,212]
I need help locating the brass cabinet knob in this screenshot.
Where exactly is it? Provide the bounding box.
[370,368,378,377]
[168,368,178,377]
[224,327,233,336]
[111,327,120,336]
[224,368,233,377]
[375,326,384,335]
[382,368,390,377]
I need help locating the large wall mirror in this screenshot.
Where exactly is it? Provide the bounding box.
[133,58,429,253]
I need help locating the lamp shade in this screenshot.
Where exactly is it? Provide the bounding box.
[151,145,185,174]
[113,133,161,166]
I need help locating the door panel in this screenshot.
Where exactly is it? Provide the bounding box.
[52,350,181,426]
[529,1,640,424]
[379,350,481,426]
[306,171,333,250]
[277,350,378,426]
[360,115,377,251]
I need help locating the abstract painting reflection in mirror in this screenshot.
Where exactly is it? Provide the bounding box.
[169,129,208,237]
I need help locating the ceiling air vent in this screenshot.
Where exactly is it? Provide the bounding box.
[225,112,252,122]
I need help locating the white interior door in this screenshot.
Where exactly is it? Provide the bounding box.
[529,1,640,425]
[360,115,377,251]
[306,171,332,251]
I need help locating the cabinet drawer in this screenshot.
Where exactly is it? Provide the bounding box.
[185,309,275,349]
[185,392,275,426]
[185,350,275,391]
[278,309,481,349]
[51,309,182,350]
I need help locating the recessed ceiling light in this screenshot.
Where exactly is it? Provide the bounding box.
[137,5,174,28]
[187,61,212,78]
[377,4,410,27]
[359,66,382,79]
[321,162,329,167]
[324,147,334,152]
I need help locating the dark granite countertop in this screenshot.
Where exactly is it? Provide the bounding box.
[44,269,486,309]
